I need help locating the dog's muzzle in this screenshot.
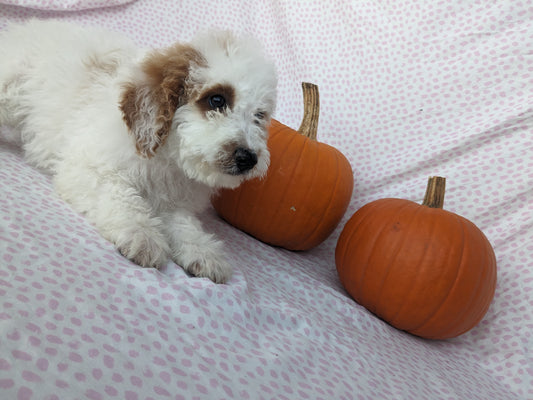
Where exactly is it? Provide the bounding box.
[233,147,258,174]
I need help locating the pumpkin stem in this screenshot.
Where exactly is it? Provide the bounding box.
[297,82,320,141]
[422,176,446,209]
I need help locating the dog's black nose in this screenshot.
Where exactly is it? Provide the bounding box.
[234,147,258,173]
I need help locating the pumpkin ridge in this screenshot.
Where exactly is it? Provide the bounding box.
[336,202,374,280]
[472,236,497,322]
[469,236,497,323]
[297,144,339,249]
[443,255,486,337]
[282,134,321,248]
[405,211,466,336]
[336,199,393,295]
[312,148,353,249]
[372,203,427,319]
[426,218,490,338]
[359,201,416,310]
[259,130,309,240]
[386,204,435,327]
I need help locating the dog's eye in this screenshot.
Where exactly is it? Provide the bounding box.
[254,111,266,120]
[208,95,226,110]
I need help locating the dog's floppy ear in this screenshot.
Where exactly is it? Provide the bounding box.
[120,44,204,158]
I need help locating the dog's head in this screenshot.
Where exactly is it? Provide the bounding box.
[120,31,277,189]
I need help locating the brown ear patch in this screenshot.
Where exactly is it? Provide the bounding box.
[119,44,206,157]
[120,82,139,132]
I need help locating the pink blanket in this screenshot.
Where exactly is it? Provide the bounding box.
[1,1,531,399]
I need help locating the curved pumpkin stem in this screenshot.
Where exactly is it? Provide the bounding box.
[422,176,446,209]
[297,82,320,141]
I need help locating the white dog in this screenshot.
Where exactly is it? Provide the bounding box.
[0,20,277,283]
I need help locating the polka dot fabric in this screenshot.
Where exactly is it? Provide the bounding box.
[1,1,532,399]
[0,0,136,11]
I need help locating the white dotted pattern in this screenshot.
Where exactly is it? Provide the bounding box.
[1,1,532,399]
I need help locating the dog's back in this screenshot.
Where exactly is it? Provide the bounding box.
[0,20,138,169]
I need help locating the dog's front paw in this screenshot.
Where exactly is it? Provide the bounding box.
[116,228,170,268]
[185,257,233,284]
[176,244,233,284]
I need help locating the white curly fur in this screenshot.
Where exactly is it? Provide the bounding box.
[0,19,277,283]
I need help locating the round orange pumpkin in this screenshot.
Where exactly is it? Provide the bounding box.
[335,177,497,339]
[212,83,353,250]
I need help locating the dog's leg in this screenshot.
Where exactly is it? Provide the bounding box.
[53,167,170,268]
[162,210,232,283]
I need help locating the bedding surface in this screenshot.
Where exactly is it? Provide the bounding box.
[1,1,532,399]
[0,0,136,11]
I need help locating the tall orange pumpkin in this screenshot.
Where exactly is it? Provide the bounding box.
[212,83,353,250]
[335,177,497,339]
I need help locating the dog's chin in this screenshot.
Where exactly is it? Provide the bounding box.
[212,168,265,190]
[180,162,266,190]
[215,175,248,190]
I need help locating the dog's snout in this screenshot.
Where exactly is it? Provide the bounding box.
[234,147,258,173]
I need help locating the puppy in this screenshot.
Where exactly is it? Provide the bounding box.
[0,20,277,283]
